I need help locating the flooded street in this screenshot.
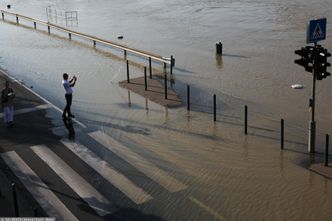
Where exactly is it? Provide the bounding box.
[1,0,332,220]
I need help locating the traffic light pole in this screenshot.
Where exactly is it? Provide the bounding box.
[308,43,318,153]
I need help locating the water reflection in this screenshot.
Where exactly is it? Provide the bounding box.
[127,90,131,107]
[63,117,75,139]
[215,54,223,69]
[145,96,149,114]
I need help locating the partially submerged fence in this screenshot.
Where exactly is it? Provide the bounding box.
[0,10,173,67]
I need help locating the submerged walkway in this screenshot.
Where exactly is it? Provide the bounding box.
[119,76,182,108]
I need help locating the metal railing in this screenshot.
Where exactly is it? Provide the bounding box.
[0,10,173,65]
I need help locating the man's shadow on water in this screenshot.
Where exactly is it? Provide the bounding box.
[63,118,75,139]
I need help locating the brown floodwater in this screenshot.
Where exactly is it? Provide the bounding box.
[0,0,332,220]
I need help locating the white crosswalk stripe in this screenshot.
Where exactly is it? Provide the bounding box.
[61,139,153,204]
[1,151,79,221]
[30,145,113,216]
[89,131,187,192]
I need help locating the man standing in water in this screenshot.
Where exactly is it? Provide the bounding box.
[1,80,15,127]
[62,73,77,119]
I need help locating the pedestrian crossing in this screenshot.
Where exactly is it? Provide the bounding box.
[30,145,113,217]
[89,131,188,192]
[60,139,153,204]
[0,130,188,220]
[1,151,79,221]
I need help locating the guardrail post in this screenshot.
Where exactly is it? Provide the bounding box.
[34,22,36,29]
[244,105,248,135]
[164,74,168,99]
[325,134,329,167]
[124,50,127,60]
[16,16,18,24]
[149,57,152,79]
[93,40,96,48]
[47,25,50,34]
[12,183,19,217]
[213,94,216,122]
[126,60,130,83]
[187,85,190,111]
[69,33,71,40]
[144,67,147,91]
[281,119,284,149]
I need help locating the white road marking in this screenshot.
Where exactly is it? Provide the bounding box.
[61,139,153,204]
[30,145,112,216]
[189,197,227,221]
[1,151,79,221]
[89,131,187,192]
[0,104,50,118]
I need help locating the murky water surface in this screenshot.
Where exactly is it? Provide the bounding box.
[1,0,332,220]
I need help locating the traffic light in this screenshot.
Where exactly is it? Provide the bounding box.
[294,46,314,72]
[316,48,331,80]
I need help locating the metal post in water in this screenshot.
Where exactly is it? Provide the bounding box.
[34,22,36,29]
[16,16,18,24]
[126,60,130,83]
[213,94,216,122]
[47,26,50,34]
[144,67,147,91]
[164,62,167,72]
[149,57,152,79]
[325,134,329,167]
[187,85,190,111]
[12,183,19,217]
[170,55,173,76]
[281,119,284,149]
[164,74,168,99]
[69,33,71,40]
[124,50,127,60]
[216,41,223,55]
[244,105,248,135]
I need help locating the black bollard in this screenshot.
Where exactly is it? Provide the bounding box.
[126,60,130,83]
[16,16,18,24]
[164,74,168,99]
[149,57,152,79]
[213,94,216,121]
[124,50,127,60]
[170,55,173,76]
[325,134,329,167]
[47,26,50,34]
[244,105,248,135]
[281,119,284,149]
[33,22,36,29]
[187,85,190,111]
[12,183,19,217]
[216,41,223,55]
[144,67,147,91]
[93,40,96,48]
[69,33,71,40]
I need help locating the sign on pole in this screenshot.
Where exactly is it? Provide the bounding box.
[307,18,327,44]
